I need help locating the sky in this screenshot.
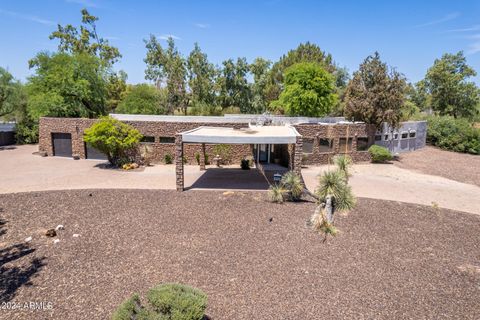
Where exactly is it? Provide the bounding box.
[1,0,479,84]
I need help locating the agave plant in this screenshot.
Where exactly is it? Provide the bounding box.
[315,170,356,213]
[280,171,304,201]
[268,184,286,203]
[334,154,353,182]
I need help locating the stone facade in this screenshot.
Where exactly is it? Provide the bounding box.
[39,117,377,166]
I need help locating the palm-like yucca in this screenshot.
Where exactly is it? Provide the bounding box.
[280,171,304,201]
[268,184,286,203]
[315,169,356,212]
[334,154,352,181]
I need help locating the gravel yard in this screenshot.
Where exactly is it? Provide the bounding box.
[1,189,479,320]
[395,146,480,186]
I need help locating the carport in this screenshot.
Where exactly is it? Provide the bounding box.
[175,125,303,191]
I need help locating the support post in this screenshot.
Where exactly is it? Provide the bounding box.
[200,143,206,171]
[293,136,303,175]
[175,134,184,191]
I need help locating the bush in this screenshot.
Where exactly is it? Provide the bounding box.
[368,145,393,163]
[268,184,286,203]
[194,152,200,165]
[164,153,173,164]
[240,158,250,170]
[84,116,142,166]
[268,171,304,203]
[212,144,232,164]
[112,284,207,320]
[426,115,480,155]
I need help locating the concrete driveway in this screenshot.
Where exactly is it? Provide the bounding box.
[302,164,480,215]
[1,144,480,215]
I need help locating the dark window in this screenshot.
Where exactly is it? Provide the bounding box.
[375,135,382,141]
[141,136,155,143]
[303,139,314,154]
[393,133,399,140]
[384,134,389,141]
[339,138,353,153]
[319,138,333,153]
[401,132,408,139]
[357,137,369,151]
[159,137,175,144]
[409,131,416,138]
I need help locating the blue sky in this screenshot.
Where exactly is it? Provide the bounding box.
[1,0,479,84]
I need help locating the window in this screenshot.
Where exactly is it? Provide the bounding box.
[384,134,389,141]
[159,136,175,144]
[357,137,369,151]
[318,138,333,153]
[393,133,399,140]
[303,139,314,154]
[375,135,382,141]
[339,138,353,153]
[409,131,416,138]
[401,132,408,139]
[141,136,155,143]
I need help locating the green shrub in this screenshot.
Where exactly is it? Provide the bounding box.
[164,153,173,164]
[281,171,304,201]
[194,152,200,165]
[212,144,232,164]
[426,115,480,155]
[268,184,286,203]
[84,116,142,166]
[112,284,207,320]
[368,145,393,163]
[147,283,207,320]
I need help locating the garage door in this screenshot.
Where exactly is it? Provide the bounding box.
[0,132,15,146]
[52,133,72,157]
[85,142,108,160]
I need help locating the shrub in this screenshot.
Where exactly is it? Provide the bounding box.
[368,145,393,163]
[112,284,207,320]
[84,116,142,166]
[164,153,173,164]
[333,154,352,181]
[240,158,250,170]
[268,184,286,203]
[212,144,232,164]
[316,170,356,212]
[194,152,200,165]
[426,115,480,155]
[280,171,304,201]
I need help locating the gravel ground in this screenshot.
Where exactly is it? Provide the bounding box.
[395,146,480,186]
[1,190,479,320]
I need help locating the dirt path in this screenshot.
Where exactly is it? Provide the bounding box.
[302,164,480,215]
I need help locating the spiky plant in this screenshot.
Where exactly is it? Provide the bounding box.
[334,154,352,182]
[316,170,356,212]
[268,184,286,203]
[310,205,338,242]
[280,171,304,201]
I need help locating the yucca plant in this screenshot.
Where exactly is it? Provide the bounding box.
[280,171,304,201]
[268,184,286,203]
[334,154,352,182]
[316,170,356,213]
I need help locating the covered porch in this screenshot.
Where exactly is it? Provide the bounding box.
[175,125,303,191]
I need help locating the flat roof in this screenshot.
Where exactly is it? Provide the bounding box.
[181,125,300,144]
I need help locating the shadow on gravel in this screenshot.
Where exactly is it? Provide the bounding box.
[0,216,46,302]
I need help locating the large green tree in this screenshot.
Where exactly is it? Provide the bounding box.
[106,70,128,112]
[422,51,479,119]
[144,36,187,114]
[27,52,108,119]
[265,42,336,104]
[186,43,216,106]
[0,67,24,119]
[344,52,406,128]
[49,9,121,66]
[271,62,337,117]
[216,57,252,113]
[116,84,167,115]
[250,57,272,113]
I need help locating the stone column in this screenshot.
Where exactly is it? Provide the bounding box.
[175,134,184,191]
[293,136,303,175]
[200,143,206,171]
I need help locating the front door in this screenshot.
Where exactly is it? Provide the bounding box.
[259,144,269,163]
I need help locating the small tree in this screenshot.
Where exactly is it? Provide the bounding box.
[83,116,142,166]
[271,62,337,117]
[344,52,406,128]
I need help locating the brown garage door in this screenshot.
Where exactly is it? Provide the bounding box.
[52,133,72,157]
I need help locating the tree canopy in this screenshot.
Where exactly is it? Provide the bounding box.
[0,68,24,119]
[116,84,167,115]
[272,62,337,117]
[422,51,479,119]
[344,52,406,128]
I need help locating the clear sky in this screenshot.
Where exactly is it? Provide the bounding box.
[1,0,479,84]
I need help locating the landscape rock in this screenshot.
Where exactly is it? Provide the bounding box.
[55,224,64,231]
[72,234,80,238]
[53,239,60,244]
[25,236,32,242]
[45,229,57,237]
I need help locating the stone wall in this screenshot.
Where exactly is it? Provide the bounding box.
[39,117,377,165]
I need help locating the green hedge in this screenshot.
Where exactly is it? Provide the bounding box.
[368,145,393,163]
[426,115,480,155]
